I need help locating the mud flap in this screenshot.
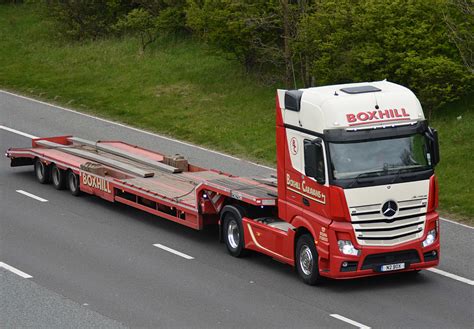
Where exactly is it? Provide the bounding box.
[11,157,34,167]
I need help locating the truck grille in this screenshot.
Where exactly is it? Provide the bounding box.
[349,198,427,246]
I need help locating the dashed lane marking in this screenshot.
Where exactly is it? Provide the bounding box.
[0,125,37,139]
[330,314,371,329]
[153,244,194,260]
[16,190,48,202]
[427,267,474,286]
[0,262,33,278]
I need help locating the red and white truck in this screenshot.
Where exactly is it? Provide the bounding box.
[6,80,440,284]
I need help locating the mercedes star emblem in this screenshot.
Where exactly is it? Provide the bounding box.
[381,200,398,218]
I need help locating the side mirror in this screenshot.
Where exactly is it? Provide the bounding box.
[304,139,325,184]
[425,128,440,166]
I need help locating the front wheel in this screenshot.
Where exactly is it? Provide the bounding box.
[296,234,322,285]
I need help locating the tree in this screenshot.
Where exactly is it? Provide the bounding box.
[186,0,283,73]
[443,0,474,73]
[115,1,188,53]
[132,0,188,37]
[294,0,473,116]
[116,8,158,53]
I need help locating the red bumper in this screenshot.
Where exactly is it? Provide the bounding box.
[320,212,440,279]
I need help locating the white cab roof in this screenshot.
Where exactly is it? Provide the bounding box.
[278,80,425,133]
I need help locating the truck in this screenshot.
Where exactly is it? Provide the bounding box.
[5,80,440,284]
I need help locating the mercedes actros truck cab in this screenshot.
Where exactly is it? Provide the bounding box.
[274,80,440,283]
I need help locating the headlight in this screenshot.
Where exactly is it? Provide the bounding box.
[422,229,437,247]
[338,240,360,256]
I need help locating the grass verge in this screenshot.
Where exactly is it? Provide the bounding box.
[0,4,472,224]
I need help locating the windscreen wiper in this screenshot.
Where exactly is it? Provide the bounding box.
[389,165,428,184]
[348,170,383,188]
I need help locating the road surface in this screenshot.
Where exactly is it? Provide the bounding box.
[1,90,473,328]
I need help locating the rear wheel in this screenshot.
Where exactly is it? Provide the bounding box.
[67,171,81,196]
[34,158,50,184]
[51,164,66,190]
[296,234,322,285]
[223,212,246,257]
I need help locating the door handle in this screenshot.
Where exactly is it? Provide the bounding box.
[302,197,310,206]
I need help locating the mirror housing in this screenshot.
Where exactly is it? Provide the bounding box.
[304,139,325,184]
[285,90,303,112]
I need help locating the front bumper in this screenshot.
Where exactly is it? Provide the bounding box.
[319,212,439,279]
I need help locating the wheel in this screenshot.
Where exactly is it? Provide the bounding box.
[51,164,66,190]
[223,212,246,257]
[296,234,322,285]
[34,158,50,184]
[67,171,81,196]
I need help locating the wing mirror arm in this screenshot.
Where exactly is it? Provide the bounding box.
[425,128,440,166]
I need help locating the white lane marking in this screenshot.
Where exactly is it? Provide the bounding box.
[441,217,473,230]
[427,268,474,286]
[330,314,371,329]
[153,244,194,260]
[0,90,275,171]
[0,262,33,278]
[0,125,38,139]
[16,190,48,202]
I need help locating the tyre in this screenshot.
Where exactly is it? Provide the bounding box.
[51,164,66,190]
[296,234,322,285]
[34,158,50,184]
[67,171,81,196]
[223,211,246,257]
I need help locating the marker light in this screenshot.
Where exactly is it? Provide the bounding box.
[422,229,437,247]
[338,240,360,256]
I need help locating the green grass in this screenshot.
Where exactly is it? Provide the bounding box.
[0,5,276,163]
[431,97,474,224]
[1,5,472,224]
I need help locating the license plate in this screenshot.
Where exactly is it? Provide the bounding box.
[380,263,405,272]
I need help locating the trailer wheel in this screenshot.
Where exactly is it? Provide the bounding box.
[34,158,50,184]
[67,171,81,196]
[296,234,322,285]
[51,164,66,190]
[223,211,246,257]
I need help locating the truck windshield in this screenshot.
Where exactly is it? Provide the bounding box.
[328,134,432,180]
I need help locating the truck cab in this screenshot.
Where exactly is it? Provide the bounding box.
[273,80,440,283]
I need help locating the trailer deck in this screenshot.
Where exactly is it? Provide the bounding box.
[7,136,277,230]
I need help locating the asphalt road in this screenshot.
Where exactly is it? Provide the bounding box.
[1,90,473,328]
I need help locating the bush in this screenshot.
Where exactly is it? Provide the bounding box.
[44,1,132,40]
